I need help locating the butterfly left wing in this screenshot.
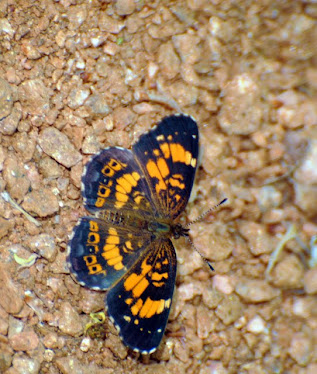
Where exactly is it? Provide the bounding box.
[133,114,199,219]
[67,217,153,290]
[106,238,177,354]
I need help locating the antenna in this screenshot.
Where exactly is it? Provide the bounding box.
[186,198,228,271]
[186,236,215,271]
[185,198,228,227]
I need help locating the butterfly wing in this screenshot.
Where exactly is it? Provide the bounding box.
[82,147,156,217]
[106,238,177,354]
[67,217,153,290]
[132,114,199,219]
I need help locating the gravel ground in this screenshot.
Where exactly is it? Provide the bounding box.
[0,1,316,373]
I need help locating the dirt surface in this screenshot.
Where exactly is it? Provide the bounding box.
[0,1,317,373]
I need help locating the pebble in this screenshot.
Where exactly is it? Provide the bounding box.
[18,79,51,116]
[218,74,263,135]
[38,157,63,179]
[0,339,13,372]
[67,87,90,109]
[27,234,57,262]
[56,356,109,374]
[270,254,304,289]
[294,183,317,217]
[196,305,216,339]
[235,279,280,303]
[0,264,24,314]
[295,136,317,185]
[58,301,83,336]
[80,337,92,352]
[22,188,59,217]
[115,0,136,16]
[9,330,39,351]
[288,332,312,366]
[85,94,110,115]
[239,220,275,256]
[212,275,234,295]
[246,315,266,334]
[42,332,58,349]
[304,267,317,294]
[0,78,13,120]
[79,288,105,314]
[12,355,40,374]
[215,294,243,325]
[3,156,31,201]
[0,216,14,239]
[158,41,180,79]
[0,103,22,135]
[98,13,125,34]
[38,127,82,168]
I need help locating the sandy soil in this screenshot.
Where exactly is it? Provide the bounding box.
[0,1,317,373]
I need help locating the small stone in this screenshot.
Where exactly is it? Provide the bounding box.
[67,88,90,109]
[0,78,13,120]
[158,41,180,80]
[294,182,317,217]
[12,355,40,374]
[235,279,280,303]
[0,340,13,372]
[295,136,317,185]
[271,254,304,289]
[113,107,136,130]
[99,13,125,34]
[215,294,243,325]
[28,234,57,262]
[246,315,266,334]
[0,104,22,135]
[172,33,201,64]
[212,275,234,295]
[0,18,14,38]
[196,305,216,339]
[43,349,55,362]
[67,5,87,30]
[43,332,58,349]
[82,132,101,155]
[218,74,263,135]
[38,127,82,168]
[304,267,317,294]
[22,188,59,217]
[9,330,39,351]
[84,94,110,115]
[115,0,136,16]
[79,288,105,314]
[80,337,91,352]
[2,156,30,201]
[38,157,63,179]
[58,302,83,336]
[18,79,51,116]
[0,216,14,239]
[202,288,223,309]
[191,222,233,262]
[0,264,24,314]
[238,221,275,255]
[288,332,312,366]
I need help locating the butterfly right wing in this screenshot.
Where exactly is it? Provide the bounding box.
[67,217,152,290]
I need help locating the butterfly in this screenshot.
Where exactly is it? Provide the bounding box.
[67,114,199,354]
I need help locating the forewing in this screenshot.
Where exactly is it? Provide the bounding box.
[106,239,176,354]
[67,217,152,290]
[133,114,199,219]
[82,147,155,216]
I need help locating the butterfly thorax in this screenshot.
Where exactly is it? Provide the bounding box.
[97,209,189,239]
